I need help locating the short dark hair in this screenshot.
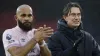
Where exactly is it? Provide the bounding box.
[63,2,82,16]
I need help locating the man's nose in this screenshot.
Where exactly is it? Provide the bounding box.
[24,17,29,20]
[24,17,30,22]
[74,16,79,20]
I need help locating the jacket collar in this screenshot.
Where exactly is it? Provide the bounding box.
[57,19,83,40]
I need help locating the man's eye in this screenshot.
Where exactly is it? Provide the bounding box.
[28,14,32,17]
[77,13,81,16]
[21,14,26,17]
[71,13,76,16]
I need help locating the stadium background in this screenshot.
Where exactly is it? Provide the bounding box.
[0,0,100,55]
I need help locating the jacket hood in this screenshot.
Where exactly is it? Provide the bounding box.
[57,19,83,41]
[57,19,83,31]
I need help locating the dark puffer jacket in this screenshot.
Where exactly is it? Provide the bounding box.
[48,19,100,56]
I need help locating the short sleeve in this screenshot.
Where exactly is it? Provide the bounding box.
[2,30,20,50]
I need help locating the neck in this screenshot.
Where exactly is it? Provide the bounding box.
[68,25,78,30]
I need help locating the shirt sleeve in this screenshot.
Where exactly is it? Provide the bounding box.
[2,30,20,50]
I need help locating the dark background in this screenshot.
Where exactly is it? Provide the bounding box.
[0,0,100,56]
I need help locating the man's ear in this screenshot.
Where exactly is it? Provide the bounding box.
[63,15,68,20]
[14,15,17,21]
[32,15,34,19]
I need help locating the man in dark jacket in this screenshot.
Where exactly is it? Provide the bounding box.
[47,2,100,56]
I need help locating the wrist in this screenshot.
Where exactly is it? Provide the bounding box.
[32,38,38,43]
[39,40,46,47]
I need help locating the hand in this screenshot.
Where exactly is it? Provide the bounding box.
[34,25,53,42]
[43,25,54,37]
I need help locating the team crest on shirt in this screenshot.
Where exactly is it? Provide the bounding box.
[6,34,12,40]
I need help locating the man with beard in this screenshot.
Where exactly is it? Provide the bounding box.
[47,2,100,56]
[2,4,53,56]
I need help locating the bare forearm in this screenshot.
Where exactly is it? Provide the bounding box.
[40,45,51,56]
[10,38,37,56]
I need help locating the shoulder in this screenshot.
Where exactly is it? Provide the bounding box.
[3,29,13,36]
[2,29,13,42]
[27,28,37,38]
[2,27,16,40]
[81,30,92,37]
[32,28,37,33]
[81,30,94,40]
[50,31,63,40]
[3,26,16,36]
[51,31,61,37]
[29,28,37,35]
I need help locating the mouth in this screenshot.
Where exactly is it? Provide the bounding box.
[24,22,31,26]
[73,21,80,24]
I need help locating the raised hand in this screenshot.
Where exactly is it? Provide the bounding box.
[34,25,53,43]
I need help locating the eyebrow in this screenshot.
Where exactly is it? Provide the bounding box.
[20,14,32,17]
[20,14,32,15]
